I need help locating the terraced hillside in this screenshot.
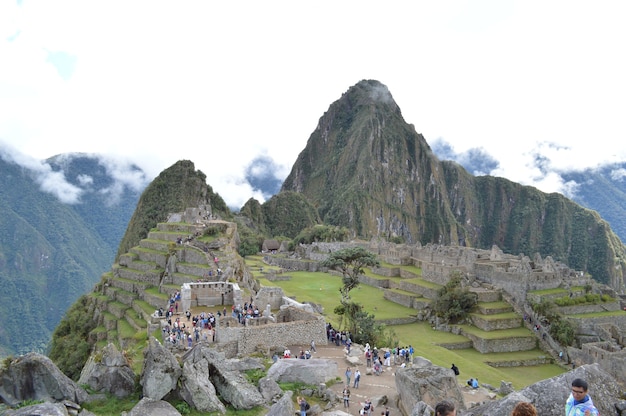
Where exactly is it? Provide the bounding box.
[86,218,249,361]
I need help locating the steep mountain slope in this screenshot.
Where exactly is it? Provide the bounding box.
[281,80,626,291]
[0,158,111,357]
[116,160,231,258]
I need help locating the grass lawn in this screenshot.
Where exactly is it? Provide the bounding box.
[246,256,567,390]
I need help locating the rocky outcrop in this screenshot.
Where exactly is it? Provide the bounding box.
[0,352,88,407]
[78,343,135,398]
[410,401,435,416]
[395,358,465,415]
[266,390,295,416]
[125,397,182,416]
[258,376,284,403]
[140,337,182,400]
[266,358,338,384]
[182,344,264,410]
[9,402,94,416]
[462,364,622,416]
[179,356,226,413]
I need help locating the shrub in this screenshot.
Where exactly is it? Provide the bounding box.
[431,273,477,324]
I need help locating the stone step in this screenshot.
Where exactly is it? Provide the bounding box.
[470,312,522,331]
[459,325,537,353]
[109,276,152,294]
[391,278,442,299]
[476,301,513,315]
[130,247,167,268]
[115,266,162,286]
[469,287,501,303]
[156,222,202,234]
[108,300,130,319]
[139,238,171,252]
[383,288,429,309]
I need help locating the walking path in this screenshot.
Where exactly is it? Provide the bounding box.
[304,344,493,415]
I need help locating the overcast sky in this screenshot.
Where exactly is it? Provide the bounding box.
[1,1,625,208]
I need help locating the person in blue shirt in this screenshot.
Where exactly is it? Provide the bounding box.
[565,378,599,416]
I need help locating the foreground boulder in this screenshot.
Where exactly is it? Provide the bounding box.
[395,358,465,415]
[462,364,622,416]
[179,356,226,413]
[125,397,182,416]
[0,352,88,407]
[182,344,264,410]
[266,358,338,384]
[78,343,136,398]
[140,337,182,400]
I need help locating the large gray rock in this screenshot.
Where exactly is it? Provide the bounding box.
[179,356,226,413]
[0,352,88,407]
[125,397,182,416]
[78,343,136,398]
[182,344,264,410]
[410,401,435,416]
[267,358,338,384]
[266,390,294,416]
[4,402,69,415]
[462,364,622,416]
[395,359,465,416]
[259,376,284,402]
[140,337,182,400]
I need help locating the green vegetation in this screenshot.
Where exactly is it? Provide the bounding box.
[431,273,478,324]
[48,295,96,380]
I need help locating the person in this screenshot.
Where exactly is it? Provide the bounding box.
[565,378,599,416]
[363,398,374,416]
[353,368,361,389]
[451,363,459,376]
[310,340,316,353]
[297,396,308,416]
[467,378,478,388]
[345,367,352,386]
[434,400,456,416]
[511,402,537,416]
[342,385,351,408]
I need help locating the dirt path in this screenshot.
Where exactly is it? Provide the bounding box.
[301,344,493,415]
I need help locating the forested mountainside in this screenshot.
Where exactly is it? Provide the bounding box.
[115,160,231,259]
[280,79,626,291]
[0,154,144,357]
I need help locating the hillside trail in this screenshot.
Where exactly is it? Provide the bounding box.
[293,343,493,416]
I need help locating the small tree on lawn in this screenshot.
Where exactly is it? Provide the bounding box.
[321,247,380,343]
[320,246,380,302]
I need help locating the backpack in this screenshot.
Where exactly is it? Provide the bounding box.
[305,402,310,411]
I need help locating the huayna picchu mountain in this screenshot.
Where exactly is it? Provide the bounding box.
[281,79,625,292]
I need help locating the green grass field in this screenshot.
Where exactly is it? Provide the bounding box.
[248,256,566,389]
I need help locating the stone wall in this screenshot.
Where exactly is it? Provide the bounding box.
[462,332,537,353]
[470,315,522,331]
[383,289,429,310]
[180,282,243,312]
[216,309,327,356]
[555,301,622,315]
[255,287,286,311]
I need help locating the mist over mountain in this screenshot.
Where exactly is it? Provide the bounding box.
[0,151,145,357]
[431,139,626,244]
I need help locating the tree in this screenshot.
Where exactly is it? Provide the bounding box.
[320,246,380,301]
[321,247,380,342]
[431,272,477,324]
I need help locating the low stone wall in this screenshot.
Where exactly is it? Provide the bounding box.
[485,356,552,367]
[394,281,439,299]
[476,303,511,315]
[436,341,474,350]
[399,269,420,279]
[383,289,428,310]
[570,313,626,331]
[556,302,621,315]
[263,256,322,272]
[360,275,390,289]
[470,288,501,303]
[462,332,537,353]
[372,267,400,277]
[470,315,522,331]
[217,313,327,355]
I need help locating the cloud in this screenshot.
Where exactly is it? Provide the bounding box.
[610,168,626,182]
[430,138,499,176]
[0,143,83,204]
[45,50,76,80]
[244,155,288,200]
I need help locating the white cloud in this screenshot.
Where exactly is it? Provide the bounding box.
[1,1,625,207]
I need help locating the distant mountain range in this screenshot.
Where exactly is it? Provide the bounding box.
[2,80,626,358]
[0,151,146,357]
